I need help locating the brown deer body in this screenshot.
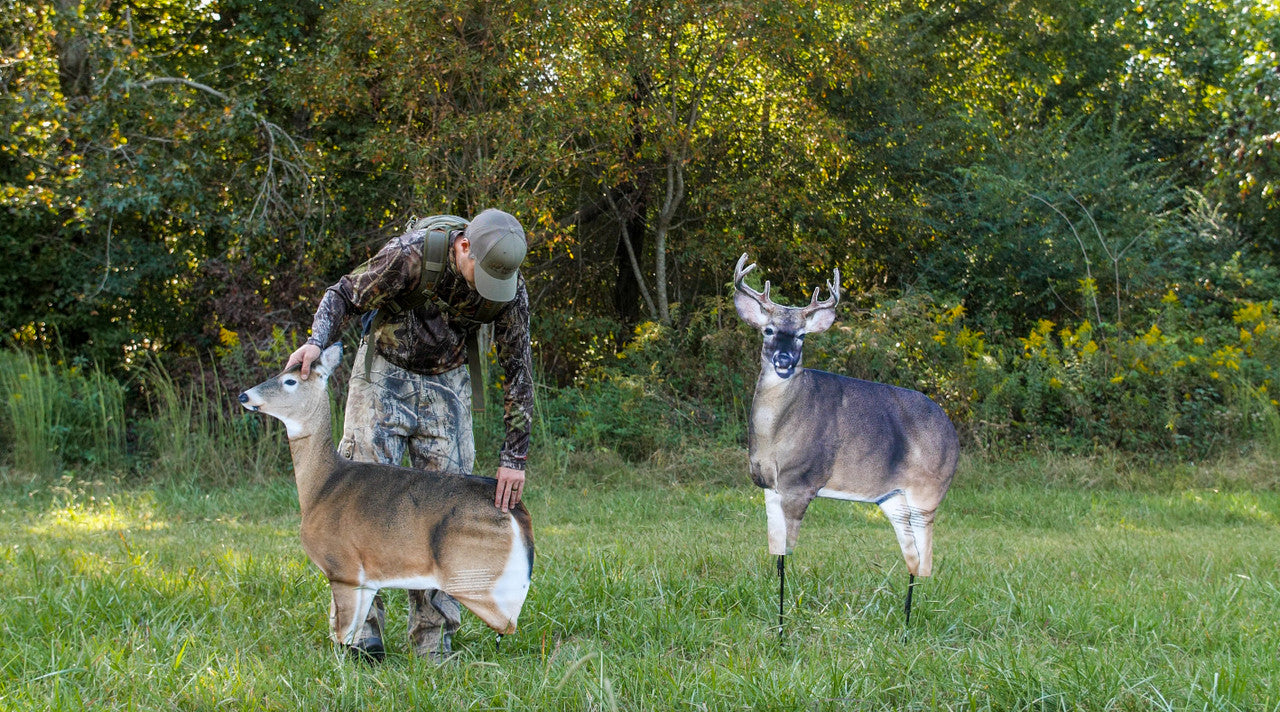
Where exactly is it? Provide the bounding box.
[239,344,533,657]
[733,254,958,628]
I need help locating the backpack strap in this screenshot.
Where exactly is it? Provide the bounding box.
[362,214,509,413]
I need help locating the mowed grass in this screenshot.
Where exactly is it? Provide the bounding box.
[1,453,1278,711]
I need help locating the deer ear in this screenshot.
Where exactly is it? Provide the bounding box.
[734,291,771,330]
[315,343,344,379]
[803,306,836,334]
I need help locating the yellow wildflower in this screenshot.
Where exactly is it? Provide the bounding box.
[1233,301,1267,325]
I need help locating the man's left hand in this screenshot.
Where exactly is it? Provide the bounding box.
[495,466,525,512]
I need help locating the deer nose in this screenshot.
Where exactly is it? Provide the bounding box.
[773,352,796,369]
[238,392,249,403]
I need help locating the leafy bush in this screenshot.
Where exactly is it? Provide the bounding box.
[808,291,1279,459]
[0,350,126,479]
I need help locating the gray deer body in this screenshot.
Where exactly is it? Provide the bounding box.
[734,254,958,626]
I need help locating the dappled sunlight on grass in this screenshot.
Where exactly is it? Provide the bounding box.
[1173,490,1279,527]
[26,494,167,536]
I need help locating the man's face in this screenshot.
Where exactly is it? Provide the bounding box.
[454,236,477,289]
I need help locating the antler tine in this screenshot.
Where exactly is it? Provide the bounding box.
[733,253,756,287]
[803,267,841,312]
[734,253,772,307]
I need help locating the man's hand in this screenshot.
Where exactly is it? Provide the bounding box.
[494,466,525,512]
[285,343,322,379]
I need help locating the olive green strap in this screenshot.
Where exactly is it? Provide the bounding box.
[466,329,486,414]
[362,329,378,381]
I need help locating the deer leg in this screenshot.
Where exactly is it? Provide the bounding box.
[879,495,921,576]
[777,554,786,641]
[766,490,813,639]
[329,581,382,661]
[763,489,789,555]
[908,507,937,578]
[880,495,925,625]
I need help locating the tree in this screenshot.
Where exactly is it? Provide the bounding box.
[1199,0,1280,250]
[558,0,849,325]
[1,0,325,365]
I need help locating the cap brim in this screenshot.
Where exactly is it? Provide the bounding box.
[474,268,518,303]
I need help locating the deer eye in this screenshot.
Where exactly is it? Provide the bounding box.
[764,327,774,336]
[284,378,298,386]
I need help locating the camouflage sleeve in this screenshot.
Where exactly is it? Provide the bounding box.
[493,278,533,471]
[304,288,352,348]
[304,231,423,348]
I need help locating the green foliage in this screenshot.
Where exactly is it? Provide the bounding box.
[0,350,125,479]
[1,0,327,364]
[529,315,746,462]
[132,353,291,487]
[1199,0,1280,248]
[927,119,1183,332]
[811,290,1280,459]
[3,0,1279,466]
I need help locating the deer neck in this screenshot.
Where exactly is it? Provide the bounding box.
[285,402,340,514]
[755,362,803,394]
[751,362,804,439]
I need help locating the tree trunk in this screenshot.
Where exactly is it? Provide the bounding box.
[613,68,654,324]
[613,189,648,323]
[52,0,93,101]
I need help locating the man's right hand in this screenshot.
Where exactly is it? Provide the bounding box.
[285,343,322,379]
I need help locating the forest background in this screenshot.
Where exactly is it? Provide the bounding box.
[3,0,1280,475]
[4,2,1280,709]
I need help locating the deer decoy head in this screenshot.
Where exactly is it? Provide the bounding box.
[733,253,840,380]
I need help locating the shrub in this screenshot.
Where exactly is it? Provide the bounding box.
[0,350,126,479]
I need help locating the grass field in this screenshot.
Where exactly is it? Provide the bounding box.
[1,451,1278,711]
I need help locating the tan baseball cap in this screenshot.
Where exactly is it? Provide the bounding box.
[466,208,527,302]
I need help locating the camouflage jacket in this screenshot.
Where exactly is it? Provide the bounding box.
[306,226,533,471]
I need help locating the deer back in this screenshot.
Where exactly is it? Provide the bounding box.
[299,460,534,587]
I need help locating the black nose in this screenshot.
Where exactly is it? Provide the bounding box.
[238,393,249,403]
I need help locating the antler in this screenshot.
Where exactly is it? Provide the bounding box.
[802,267,841,314]
[734,253,774,307]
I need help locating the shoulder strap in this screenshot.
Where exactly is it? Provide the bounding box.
[362,214,508,412]
[416,214,468,296]
[380,215,469,317]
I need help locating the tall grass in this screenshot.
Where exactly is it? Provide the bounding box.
[135,355,291,486]
[0,350,125,480]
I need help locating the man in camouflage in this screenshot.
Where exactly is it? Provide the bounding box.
[286,208,533,662]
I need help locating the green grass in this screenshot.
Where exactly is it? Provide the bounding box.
[1,452,1278,711]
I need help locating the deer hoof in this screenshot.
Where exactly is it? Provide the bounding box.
[347,637,385,664]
